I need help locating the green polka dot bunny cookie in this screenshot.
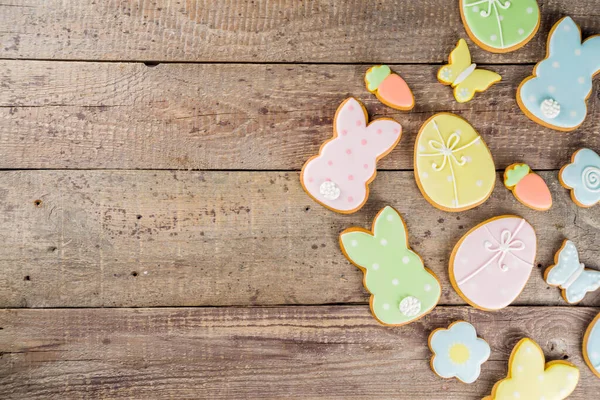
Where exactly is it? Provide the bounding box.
[339,206,441,326]
[460,0,540,53]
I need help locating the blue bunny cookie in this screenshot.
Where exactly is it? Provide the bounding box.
[517,17,600,131]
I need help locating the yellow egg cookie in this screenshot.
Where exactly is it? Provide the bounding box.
[414,113,496,212]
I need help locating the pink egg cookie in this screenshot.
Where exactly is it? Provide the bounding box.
[449,216,537,311]
[300,98,402,214]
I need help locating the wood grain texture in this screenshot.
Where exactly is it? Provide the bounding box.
[1,170,599,308]
[1,0,600,63]
[1,306,599,399]
[1,61,599,170]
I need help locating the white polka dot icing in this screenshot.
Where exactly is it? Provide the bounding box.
[545,239,600,304]
[485,338,579,398]
[301,98,401,213]
[339,206,441,326]
[460,0,540,52]
[517,17,600,131]
[450,216,537,310]
[415,113,495,212]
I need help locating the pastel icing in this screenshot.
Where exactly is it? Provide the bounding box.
[438,39,501,103]
[460,0,540,53]
[544,240,600,304]
[517,17,600,131]
[414,113,496,211]
[504,163,552,211]
[584,313,600,378]
[485,338,579,400]
[560,148,600,207]
[339,206,441,326]
[365,65,414,110]
[450,216,537,310]
[301,98,401,213]
[429,321,490,384]
[504,164,530,187]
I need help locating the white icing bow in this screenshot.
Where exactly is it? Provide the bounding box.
[418,119,481,208]
[427,132,468,172]
[457,219,529,286]
[465,0,511,18]
[484,229,525,271]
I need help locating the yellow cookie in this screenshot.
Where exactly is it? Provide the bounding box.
[414,113,496,212]
[485,338,579,400]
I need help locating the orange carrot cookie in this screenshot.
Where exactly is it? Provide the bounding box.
[504,163,552,211]
[460,0,540,53]
[583,313,600,378]
[438,39,501,103]
[365,65,414,110]
[339,206,441,326]
[484,338,579,400]
[449,216,537,311]
[414,113,495,212]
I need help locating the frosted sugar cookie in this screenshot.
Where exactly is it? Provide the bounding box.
[517,17,600,131]
[544,240,600,305]
[301,98,401,214]
[484,338,579,400]
[438,39,501,103]
[583,313,600,378]
[414,113,495,212]
[365,65,414,110]
[449,216,537,311]
[460,0,540,53]
[559,148,600,208]
[504,163,552,211]
[428,321,490,384]
[339,206,441,326]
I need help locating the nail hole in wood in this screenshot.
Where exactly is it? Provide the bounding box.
[131,271,138,277]
[48,246,57,252]
[33,200,42,207]
[24,275,30,281]
[136,215,142,219]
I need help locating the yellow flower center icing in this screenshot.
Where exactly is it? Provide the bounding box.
[449,343,470,365]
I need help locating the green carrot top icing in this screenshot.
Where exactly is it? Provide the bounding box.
[365,65,391,91]
[505,163,531,187]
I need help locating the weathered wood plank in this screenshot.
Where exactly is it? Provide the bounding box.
[1,0,600,63]
[0,170,598,308]
[1,61,599,170]
[1,306,598,399]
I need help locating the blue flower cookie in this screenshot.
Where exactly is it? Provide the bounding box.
[559,148,600,207]
[517,17,600,131]
[428,321,490,384]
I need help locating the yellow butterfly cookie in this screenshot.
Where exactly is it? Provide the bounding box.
[484,338,579,400]
[438,39,501,103]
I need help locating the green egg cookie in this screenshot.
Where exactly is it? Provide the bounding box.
[460,0,540,53]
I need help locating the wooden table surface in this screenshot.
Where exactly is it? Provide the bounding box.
[1,1,599,398]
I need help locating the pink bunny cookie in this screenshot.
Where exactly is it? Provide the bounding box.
[301,98,402,213]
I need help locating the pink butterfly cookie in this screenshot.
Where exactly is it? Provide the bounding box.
[300,98,402,213]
